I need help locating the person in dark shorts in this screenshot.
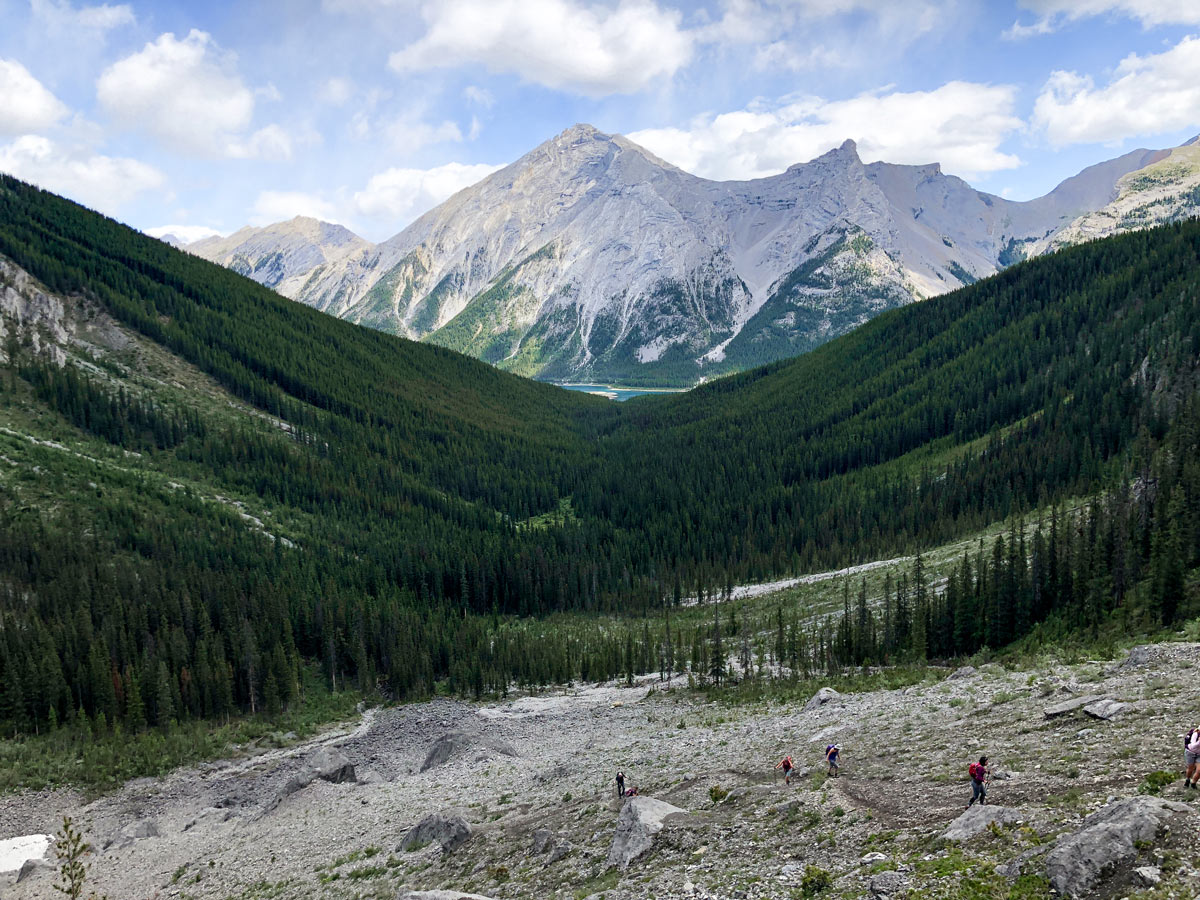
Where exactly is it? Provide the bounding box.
[1185,729,1200,788]
[775,754,795,785]
[616,771,626,797]
[825,744,840,777]
[967,756,989,807]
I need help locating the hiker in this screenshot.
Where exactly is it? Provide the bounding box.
[1185,728,1200,788]
[616,771,626,797]
[775,754,795,785]
[967,756,989,807]
[825,744,840,777]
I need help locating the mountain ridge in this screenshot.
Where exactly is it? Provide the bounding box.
[183,126,1196,385]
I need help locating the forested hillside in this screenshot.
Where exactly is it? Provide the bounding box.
[0,174,1197,746]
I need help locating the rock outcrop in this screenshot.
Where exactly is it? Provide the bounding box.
[399,812,473,854]
[1045,796,1192,898]
[1043,696,1102,718]
[1082,699,1131,720]
[939,805,1023,842]
[804,687,842,712]
[606,797,686,870]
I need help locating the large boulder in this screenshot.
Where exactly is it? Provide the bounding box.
[869,870,909,899]
[1082,699,1131,721]
[1121,646,1154,668]
[804,687,842,712]
[421,731,516,772]
[309,746,356,784]
[1045,796,1191,898]
[940,805,1023,842]
[102,818,159,851]
[399,812,472,853]
[606,796,686,870]
[1043,696,1102,718]
[16,858,52,883]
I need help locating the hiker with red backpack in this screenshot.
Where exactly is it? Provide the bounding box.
[775,754,795,785]
[967,756,990,807]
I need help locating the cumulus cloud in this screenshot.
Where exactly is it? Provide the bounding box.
[384,116,464,154]
[228,124,294,160]
[317,77,355,106]
[1033,36,1200,145]
[628,81,1023,181]
[0,135,164,213]
[97,30,289,158]
[353,162,503,228]
[389,0,694,96]
[251,190,341,224]
[31,0,135,34]
[1007,1,1200,37]
[0,59,69,136]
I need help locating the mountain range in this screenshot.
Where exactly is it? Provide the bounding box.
[185,126,1200,386]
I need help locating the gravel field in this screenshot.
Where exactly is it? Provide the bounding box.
[4,644,1200,900]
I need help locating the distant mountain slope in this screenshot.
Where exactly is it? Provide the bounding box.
[187,128,1190,386]
[1,174,1198,726]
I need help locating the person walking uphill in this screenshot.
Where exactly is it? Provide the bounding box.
[825,744,840,777]
[775,754,795,785]
[1185,728,1200,788]
[967,756,989,807]
[616,771,626,798]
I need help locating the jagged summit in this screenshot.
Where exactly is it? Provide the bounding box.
[188,128,1199,385]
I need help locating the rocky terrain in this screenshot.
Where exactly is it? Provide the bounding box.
[4,640,1200,900]
[181,126,1195,385]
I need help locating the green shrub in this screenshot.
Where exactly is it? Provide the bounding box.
[709,785,729,804]
[800,864,832,896]
[1139,770,1177,795]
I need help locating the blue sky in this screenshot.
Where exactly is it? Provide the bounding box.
[2,0,1199,242]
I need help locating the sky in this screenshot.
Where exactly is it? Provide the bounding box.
[2,0,1200,243]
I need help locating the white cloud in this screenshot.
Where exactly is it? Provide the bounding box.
[317,77,355,106]
[0,134,164,213]
[389,0,694,96]
[1033,36,1200,145]
[145,224,224,244]
[1007,1,1200,37]
[0,59,69,136]
[31,0,135,34]
[251,190,340,224]
[384,116,463,154]
[628,81,1023,181]
[228,124,294,161]
[463,85,495,108]
[97,30,289,158]
[353,162,503,227]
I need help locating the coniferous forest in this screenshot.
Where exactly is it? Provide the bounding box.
[0,174,1198,744]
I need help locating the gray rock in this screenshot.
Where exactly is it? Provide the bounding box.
[103,817,160,850]
[997,845,1050,880]
[1043,695,1103,718]
[399,812,472,854]
[606,796,687,870]
[357,768,386,785]
[1122,645,1154,668]
[1045,796,1192,898]
[1082,699,1132,720]
[422,732,475,771]
[309,746,356,784]
[861,851,889,863]
[1134,865,1162,886]
[947,666,977,680]
[397,892,499,900]
[267,770,317,812]
[547,840,571,863]
[869,870,908,898]
[531,828,555,856]
[804,687,842,711]
[940,805,1023,842]
[17,858,51,883]
[771,799,803,816]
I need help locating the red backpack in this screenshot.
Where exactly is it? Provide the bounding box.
[968,763,984,780]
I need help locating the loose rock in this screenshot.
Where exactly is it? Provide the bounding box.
[399,812,473,854]
[606,797,686,870]
[309,746,356,784]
